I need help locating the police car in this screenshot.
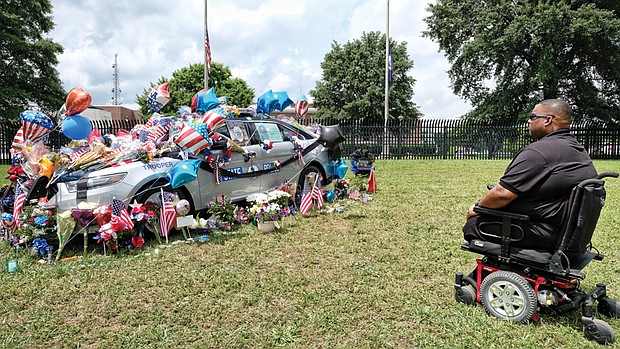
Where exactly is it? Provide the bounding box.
[50,117,345,213]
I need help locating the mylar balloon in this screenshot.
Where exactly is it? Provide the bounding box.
[195,88,221,113]
[62,115,92,140]
[256,90,278,114]
[19,110,54,142]
[191,88,205,112]
[296,94,309,118]
[272,91,293,111]
[326,189,336,202]
[65,88,92,116]
[175,199,191,216]
[335,158,348,179]
[146,82,170,112]
[167,159,201,189]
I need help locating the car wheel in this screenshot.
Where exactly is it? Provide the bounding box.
[135,181,192,236]
[296,165,322,201]
[480,271,536,323]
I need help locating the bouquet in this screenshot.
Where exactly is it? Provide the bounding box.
[247,189,292,223]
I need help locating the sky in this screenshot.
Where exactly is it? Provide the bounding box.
[48,0,472,119]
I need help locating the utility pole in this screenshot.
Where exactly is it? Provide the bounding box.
[111,53,122,105]
[383,0,390,157]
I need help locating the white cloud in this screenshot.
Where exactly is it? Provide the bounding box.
[48,0,471,118]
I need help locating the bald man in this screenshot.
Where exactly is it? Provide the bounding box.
[463,99,597,251]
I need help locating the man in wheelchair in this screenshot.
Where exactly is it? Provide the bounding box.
[456,99,620,344]
[463,98,597,250]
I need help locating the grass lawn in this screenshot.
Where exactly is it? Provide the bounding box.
[0,159,620,348]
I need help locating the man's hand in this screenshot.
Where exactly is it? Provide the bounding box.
[466,184,519,221]
[466,203,478,221]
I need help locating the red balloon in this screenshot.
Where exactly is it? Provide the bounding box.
[191,88,206,113]
[65,87,92,116]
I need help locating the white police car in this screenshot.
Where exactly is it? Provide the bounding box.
[50,117,344,213]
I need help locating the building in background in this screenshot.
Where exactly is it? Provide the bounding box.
[81,105,142,121]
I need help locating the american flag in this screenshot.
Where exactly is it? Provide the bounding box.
[111,198,134,230]
[295,95,309,119]
[174,123,211,155]
[200,110,225,132]
[13,182,27,229]
[205,28,212,73]
[300,174,323,215]
[69,146,90,162]
[146,124,168,142]
[11,126,24,154]
[159,190,177,237]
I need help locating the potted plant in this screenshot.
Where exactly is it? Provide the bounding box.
[247,190,291,232]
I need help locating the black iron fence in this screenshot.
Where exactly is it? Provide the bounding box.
[307,118,620,160]
[1,118,619,164]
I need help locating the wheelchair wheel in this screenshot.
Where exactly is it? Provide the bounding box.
[584,318,615,345]
[598,298,620,318]
[455,284,477,305]
[480,271,537,323]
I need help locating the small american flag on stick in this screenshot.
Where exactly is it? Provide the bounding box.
[111,198,134,231]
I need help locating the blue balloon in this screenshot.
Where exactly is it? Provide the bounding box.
[62,115,92,140]
[196,88,221,113]
[326,189,336,202]
[167,159,201,189]
[272,91,293,111]
[335,158,348,179]
[256,90,278,114]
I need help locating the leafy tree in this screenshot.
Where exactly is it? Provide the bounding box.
[137,62,254,117]
[311,31,421,124]
[424,1,620,122]
[0,0,65,120]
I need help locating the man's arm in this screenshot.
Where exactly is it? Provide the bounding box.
[466,184,519,220]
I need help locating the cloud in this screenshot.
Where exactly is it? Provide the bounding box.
[49,0,471,118]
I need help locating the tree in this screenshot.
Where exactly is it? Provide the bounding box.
[424,1,620,122]
[310,31,421,124]
[136,62,254,117]
[0,0,65,120]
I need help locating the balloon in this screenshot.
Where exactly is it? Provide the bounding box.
[256,90,278,114]
[65,87,92,116]
[272,91,293,111]
[326,189,336,202]
[296,94,309,118]
[146,82,170,112]
[175,199,191,216]
[62,115,93,140]
[19,110,54,142]
[167,159,201,189]
[191,89,205,112]
[195,88,221,113]
[335,158,348,179]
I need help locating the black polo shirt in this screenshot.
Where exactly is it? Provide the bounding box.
[498,128,597,228]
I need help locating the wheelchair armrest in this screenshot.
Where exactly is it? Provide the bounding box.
[473,206,530,221]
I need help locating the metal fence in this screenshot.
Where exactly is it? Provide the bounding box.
[305,118,620,160]
[1,118,619,164]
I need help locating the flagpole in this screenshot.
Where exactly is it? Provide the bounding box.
[383,0,390,157]
[204,0,209,90]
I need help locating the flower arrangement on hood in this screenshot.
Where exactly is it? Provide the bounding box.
[247,189,292,223]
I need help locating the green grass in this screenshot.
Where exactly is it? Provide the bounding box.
[1,160,620,348]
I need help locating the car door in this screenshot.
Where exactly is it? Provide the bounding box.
[249,120,302,192]
[195,120,262,207]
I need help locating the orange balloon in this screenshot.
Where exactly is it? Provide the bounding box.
[65,87,92,116]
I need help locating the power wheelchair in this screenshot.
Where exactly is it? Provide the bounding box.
[454,172,620,345]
